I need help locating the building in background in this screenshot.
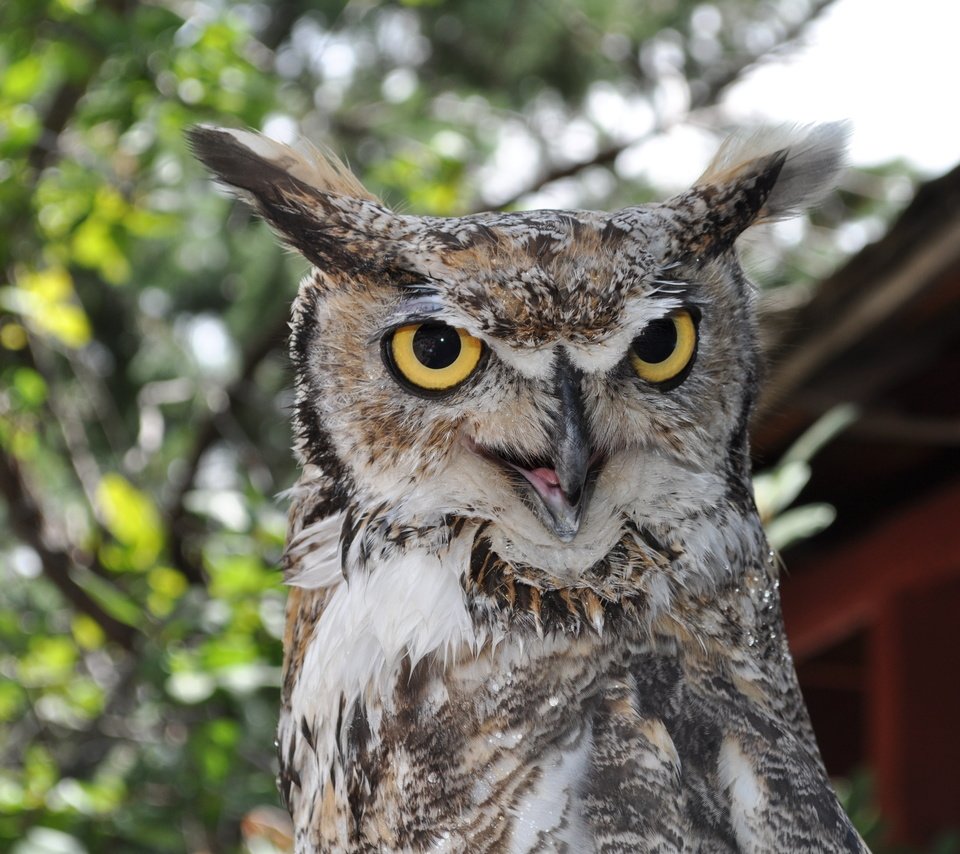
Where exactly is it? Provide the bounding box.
[754,161,960,847]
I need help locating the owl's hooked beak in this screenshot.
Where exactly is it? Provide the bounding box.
[539,349,594,540]
[468,350,599,543]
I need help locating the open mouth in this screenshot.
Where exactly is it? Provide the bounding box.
[465,348,602,543]
[464,437,605,542]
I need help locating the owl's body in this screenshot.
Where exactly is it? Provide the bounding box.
[191,124,865,852]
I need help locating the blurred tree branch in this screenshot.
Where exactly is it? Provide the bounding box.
[165,293,292,586]
[490,0,839,209]
[0,447,137,650]
[25,0,132,173]
[26,342,106,515]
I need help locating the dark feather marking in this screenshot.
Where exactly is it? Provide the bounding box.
[635,524,679,561]
[357,526,371,565]
[502,575,517,608]
[345,703,374,833]
[471,222,502,247]
[528,231,558,262]
[600,217,630,246]
[628,654,739,847]
[465,523,663,636]
[300,716,315,752]
[685,150,787,258]
[449,514,468,538]
[301,498,334,529]
[514,580,533,615]
[332,695,346,763]
[339,503,357,575]
[481,558,505,600]
[278,734,301,809]
[290,286,352,508]
[469,533,495,586]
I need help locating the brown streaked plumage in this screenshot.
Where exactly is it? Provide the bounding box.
[190,122,865,853]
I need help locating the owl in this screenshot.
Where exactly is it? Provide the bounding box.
[190,123,865,853]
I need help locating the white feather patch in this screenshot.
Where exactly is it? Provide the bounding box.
[284,511,344,589]
[287,536,480,775]
[508,720,594,851]
[718,736,767,852]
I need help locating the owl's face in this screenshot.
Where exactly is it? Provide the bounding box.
[189,124,845,579]
[292,205,758,576]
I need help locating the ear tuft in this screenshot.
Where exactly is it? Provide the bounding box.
[187,125,398,274]
[187,125,378,203]
[698,122,850,222]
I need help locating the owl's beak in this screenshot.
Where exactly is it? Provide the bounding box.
[467,350,598,543]
[519,461,589,543]
[538,349,593,541]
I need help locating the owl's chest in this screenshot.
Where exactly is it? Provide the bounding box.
[351,637,614,852]
[321,633,747,854]
[282,591,865,854]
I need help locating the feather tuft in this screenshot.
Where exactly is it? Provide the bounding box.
[698,122,850,222]
[187,124,378,202]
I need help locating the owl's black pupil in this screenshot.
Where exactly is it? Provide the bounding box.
[632,318,677,363]
[413,324,461,369]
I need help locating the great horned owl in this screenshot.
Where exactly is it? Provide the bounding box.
[190,123,865,853]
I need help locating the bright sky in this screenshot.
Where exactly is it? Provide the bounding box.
[724,0,960,175]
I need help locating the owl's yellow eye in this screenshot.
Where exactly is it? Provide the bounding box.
[630,309,698,386]
[386,322,484,393]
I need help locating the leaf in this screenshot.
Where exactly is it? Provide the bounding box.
[0,323,28,350]
[70,614,105,651]
[70,567,142,627]
[192,719,240,784]
[765,503,837,551]
[11,826,88,854]
[1,55,44,101]
[18,636,77,688]
[0,772,25,811]
[71,218,131,284]
[0,681,27,723]
[206,553,272,600]
[146,566,188,617]
[2,267,91,348]
[753,460,811,522]
[780,404,860,466]
[95,473,164,570]
[10,368,47,409]
[64,677,105,718]
[165,671,216,705]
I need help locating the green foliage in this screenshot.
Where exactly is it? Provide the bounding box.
[753,404,859,550]
[0,0,923,851]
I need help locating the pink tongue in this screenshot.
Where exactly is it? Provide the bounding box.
[530,467,561,488]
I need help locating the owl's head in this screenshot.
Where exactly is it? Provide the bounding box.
[190,125,845,582]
